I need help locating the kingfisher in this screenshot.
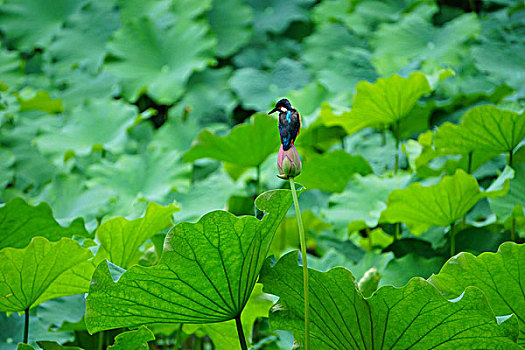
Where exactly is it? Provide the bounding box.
[268,98,301,151]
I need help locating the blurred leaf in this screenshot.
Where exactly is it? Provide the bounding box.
[108,326,154,350]
[296,150,372,193]
[371,12,480,74]
[0,197,88,250]
[36,99,137,156]
[230,58,310,110]
[260,251,521,349]
[16,90,63,114]
[95,202,178,269]
[271,210,330,256]
[0,148,15,189]
[184,284,273,350]
[53,70,119,110]
[302,23,364,71]
[37,174,113,226]
[1,295,85,349]
[183,113,279,168]
[0,237,93,312]
[381,170,508,234]
[324,173,411,231]
[0,0,84,50]
[434,105,525,155]
[173,68,237,123]
[429,242,525,345]
[105,17,215,103]
[47,1,120,72]
[247,0,314,33]
[317,47,377,95]
[171,170,242,223]
[85,189,296,332]
[472,21,525,97]
[209,0,253,57]
[380,254,445,287]
[87,150,190,216]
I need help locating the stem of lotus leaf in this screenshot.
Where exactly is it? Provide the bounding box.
[289,177,310,350]
[449,222,456,257]
[394,121,400,174]
[256,164,261,195]
[23,307,29,344]
[467,152,472,174]
[97,331,104,350]
[235,314,248,350]
[509,150,513,167]
[511,217,516,242]
[366,226,372,251]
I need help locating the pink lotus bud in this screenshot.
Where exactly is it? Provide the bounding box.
[277,144,301,179]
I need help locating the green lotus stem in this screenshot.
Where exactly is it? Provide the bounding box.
[511,217,516,242]
[450,222,456,257]
[366,226,372,251]
[256,164,261,195]
[23,307,29,344]
[509,150,513,167]
[289,177,310,350]
[467,152,472,174]
[97,331,104,350]
[394,223,400,242]
[235,314,248,350]
[394,120,401,174]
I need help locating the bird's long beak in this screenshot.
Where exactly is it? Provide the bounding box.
[268,107,279,115]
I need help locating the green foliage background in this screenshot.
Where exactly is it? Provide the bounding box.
[0,0,524,349]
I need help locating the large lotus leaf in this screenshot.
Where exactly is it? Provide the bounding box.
[173,68,237,123]
[296,150,372,193]
[0,0,84,50]
[183,284,273,350]
[85,189,297,333]
[183,113,279,168]
[247,0,314,34]
[0,197,88,250]
[47,1,119,72]
[95,202,178,269]
[323,173,412,231]
[429,242,525,345]
[489,165,525,221]
[260,251,521,349]
[371,11,480,74]
[230,58,310,111]
[87,150,190,217]
[208,0,253,57]
[322,72,431,135]
[381,169,507,234]
[0,237,93,312]
[108,326,154,350]
[434,105,525,156]
[35,99,137,156]
[105,17,215,104]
